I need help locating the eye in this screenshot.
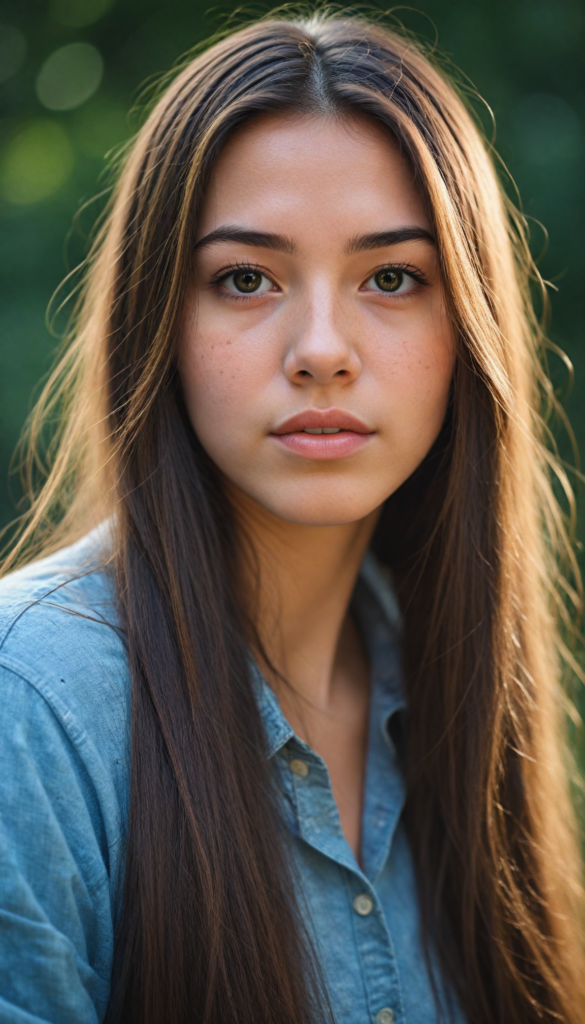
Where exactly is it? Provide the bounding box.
[364,267,419,295]
[221,267,274,295]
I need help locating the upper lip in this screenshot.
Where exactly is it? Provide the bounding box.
[271,409,373,435]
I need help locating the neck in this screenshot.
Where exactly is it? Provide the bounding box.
[231,486,379,712]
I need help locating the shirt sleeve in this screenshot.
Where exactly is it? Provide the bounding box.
[0,663,113,1024]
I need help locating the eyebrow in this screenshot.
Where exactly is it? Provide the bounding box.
[345,227,435,253]
[194,226,296,253]
[193,224,435,256]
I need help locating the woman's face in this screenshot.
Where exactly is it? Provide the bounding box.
[181,114,455,526]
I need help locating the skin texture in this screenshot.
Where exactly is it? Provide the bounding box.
[180,114,455,860]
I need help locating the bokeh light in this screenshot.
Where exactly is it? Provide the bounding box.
[36,42,103,111]
[0,24,27,84]
[1,121,74,205]
[50,0,117,29]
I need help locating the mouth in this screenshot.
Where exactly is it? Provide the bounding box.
[270,408,374,461]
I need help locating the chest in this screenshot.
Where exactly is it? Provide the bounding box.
[299,694,370,862]
[278,612,372,861]
[273,737,465,1024]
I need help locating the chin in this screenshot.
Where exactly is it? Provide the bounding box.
[260,486,383,527]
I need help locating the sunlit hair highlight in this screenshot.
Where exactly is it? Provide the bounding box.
[3,9,584,1023]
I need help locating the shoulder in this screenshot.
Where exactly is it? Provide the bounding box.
[0,524,131,815]
[0,527,131,1020]
[0,521,119,640]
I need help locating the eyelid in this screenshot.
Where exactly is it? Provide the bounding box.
[208,260,428,296]
[211,261,278,288]
[361,262,428,290]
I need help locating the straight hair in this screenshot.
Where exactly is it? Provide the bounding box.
[4,10,584,1023]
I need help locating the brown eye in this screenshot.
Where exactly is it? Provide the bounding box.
[221,267,273,296]
[374,268,403,292]
[232,269,263,292]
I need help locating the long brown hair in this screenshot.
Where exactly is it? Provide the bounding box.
[3,10,584,1023]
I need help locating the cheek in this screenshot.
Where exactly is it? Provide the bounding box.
[374,313,455,442]
[399,342,453,421]
[179,321,271,443]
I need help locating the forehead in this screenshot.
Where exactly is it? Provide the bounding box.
[198,112,429,238]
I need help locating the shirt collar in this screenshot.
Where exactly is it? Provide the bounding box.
[253,552,404,760]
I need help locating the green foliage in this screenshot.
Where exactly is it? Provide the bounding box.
[0,0,583,771]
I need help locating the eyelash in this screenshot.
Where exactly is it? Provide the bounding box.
[210,262,272,301]
[375,262,428,287]
[210,261,428,299]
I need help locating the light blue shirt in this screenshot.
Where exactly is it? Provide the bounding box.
[0,527,463,1023]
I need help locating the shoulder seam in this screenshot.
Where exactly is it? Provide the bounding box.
[0,651,93,753]
[0,568,122,652]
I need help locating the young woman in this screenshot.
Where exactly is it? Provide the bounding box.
[0,10,583,1024]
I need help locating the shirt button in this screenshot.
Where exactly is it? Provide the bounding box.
[375,1010,395,1024]
[289,758,309,777]
[352,892,374,916]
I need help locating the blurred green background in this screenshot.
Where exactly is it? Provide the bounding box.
[0,1,584,771]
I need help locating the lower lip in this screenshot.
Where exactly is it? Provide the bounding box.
[271,431,373,460]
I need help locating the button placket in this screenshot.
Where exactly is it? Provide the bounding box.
[353,892,374,916]
[285,729,406,1022]
[375,1009,395,1024]
[257,559,419,1023]
[348,875,405,1024]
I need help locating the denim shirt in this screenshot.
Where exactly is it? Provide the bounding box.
[0,527,464,1024]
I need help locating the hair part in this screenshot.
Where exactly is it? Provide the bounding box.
[3,9,584,1023]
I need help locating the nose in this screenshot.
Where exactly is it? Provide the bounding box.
[283,284,361,386]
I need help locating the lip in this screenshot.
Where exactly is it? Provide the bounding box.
[270,408,374,461]
[272,408,372,435]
